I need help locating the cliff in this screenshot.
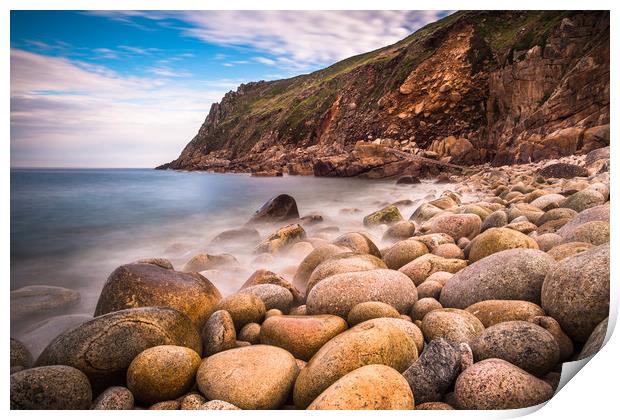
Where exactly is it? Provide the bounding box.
[159,10,609,177]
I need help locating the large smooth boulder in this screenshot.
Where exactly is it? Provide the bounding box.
[382,220,417,242]
[210,227,260,245]
[127,345,201,404]
[547,241,594,261]
[538,163,588,179]
[215,293,266,330]
[556,204,609,239]
[293,244,348,291]
[455,359,553,409]
[259,315,347,361]
[94,262,221,329]
[409,203,444,225]
[200,310,236,357]
[241,269,302,304]
[11,365,92,409]
[347,301,400,326]
[421,309,484,346]
[541,244,609,342]
[561,190,606,213]
[382,238,429,270]
[480,210,508,232]
[468,227,539,262]
[240,284,294,312]
[430,213,481,241]
[306,269,418,318]
[293,318,418,408]
[471,321,559,376]
[563,221,609,245]
[308,365,414,410]
[196,345,299,409]
[440,249,555,309]
[306,252,386,294]
[248,194,299,224]
[332,232,382,258]
[464,300,545,327]
[36,307,202,391]
[399,254,467,286]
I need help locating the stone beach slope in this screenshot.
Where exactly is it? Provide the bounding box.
[11,146,610,410]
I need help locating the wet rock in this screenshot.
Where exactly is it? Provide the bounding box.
[430,213,481,241]
[556,203,609,239]
[95,262,221,329]
[241,269,302,304]
[127,345,201,404]
[347,301,400,326]
[196,345,299,409]
[541,244,610,342]
[200,400,241,410]
[431,243,464,259]
[403,338,462,404]
[363,205,404,227]
[259,315,347,361]
[399,254,467,286]
[465,300,545,327]
[11,285,80,320]
[211,227,260,244]
[293,318,418,408]
[179,392,206,410]
[535,233,563,251]
[538,163,588,179]
[332,232,382,258]
[36,307,202,392]
[308,364,414,410]
[421,309,484,346]
[411,298,443,321]
[255,223,306,254]
[92,386,134,410]
[409,203,444,225]
[11,365,92,409]
[547,241,594,260]
[10,338,32,370]
[578,317,608,359]
[182,253,238,272]
[382,238,429,270]
[201,310,236,357]
[455,359,553,409]
[440,249,555,308]
[472,321,559,375]
[306,252,386,294]
[480,210,508,232]
[306,269,418,318]
[238,322,261,344]
[240,284,293,312]
[382,220,416,242]
[561,189,606,213]
[248,194,299,224]
[563,220,609,245]
[468,227,539,262]
[215,293,266,330]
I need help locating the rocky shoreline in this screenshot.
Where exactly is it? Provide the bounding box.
[11,146,610,410]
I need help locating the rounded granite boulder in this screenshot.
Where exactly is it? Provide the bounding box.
[200,309,236,357]
[471,321,559,376]
[399,254,467,286]
[306,269,418,318]
[455,359,553,409]
[293,317,418,408]
[215,293,266,330]
[35,307,202,392]
[411,298,443,321]
[561,189,606,213]
[94,261,222,329]
[468,227,539,262]
[563,220,609,245]
[91,386,134,410]
[196,344,299,409]
[440,249,555,309]
[382,238,429,270]
[347,301,400,326]
[430,213,481,241]
[556,204,609,241]
[547,241,594,261]
[308,364,414,410]
[578,317,608,360]
[306,252,387,294]
[127,345,201,405]
[239,284,294,312]
[331,232,382,258]
[541,244,610,342]
[464,300,545,327]
[11,365,92,409]
[293,244,349,291]
[421,309,484,346]
[10,338,33,370]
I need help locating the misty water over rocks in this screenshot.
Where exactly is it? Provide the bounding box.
[11,168,450,357]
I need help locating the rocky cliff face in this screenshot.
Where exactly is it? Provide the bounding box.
[159,10,609,177]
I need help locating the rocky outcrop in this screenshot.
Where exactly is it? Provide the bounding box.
[159,11,609,176]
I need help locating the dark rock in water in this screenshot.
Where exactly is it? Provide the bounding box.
[17,314,93,360]
[10,338,33,370]
[578,317,608,359]
[35,307,202,392]
[210,227,260,244]
[94,261,222,329]
[396,175,421,184]
[11,285,80,320]
[92,386,134,410]
[11,365,92,409]
[538,162,588,179]
[402,338,462,404]
[363,205,404,227]
[248,194,299,224]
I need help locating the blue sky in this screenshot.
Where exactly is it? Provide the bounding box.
[11,10,451,167]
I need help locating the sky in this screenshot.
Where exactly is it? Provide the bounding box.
[10,10,452,168]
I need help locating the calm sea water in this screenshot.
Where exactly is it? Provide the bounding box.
[10,168,445,355]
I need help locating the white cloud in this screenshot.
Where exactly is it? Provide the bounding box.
[11,49,227,168]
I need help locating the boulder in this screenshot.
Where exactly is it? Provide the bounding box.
[332,232,382,257]
[411,298,443,321]
[421,309,484,346]
[468,227,539,262]
[306,269,418,318]
[347,301,400,326]
[399,254,467,286]
[538,163,588,179]
[179,392,206,410]
[215,293,266,330]
[464,300,545,327]
[578,317,608,360]
[480,210,508,232]
[529,194,566,211]
[541,244,610,342]
[431,243,464,259]
[127,345,201,404]
[201,310,236,357]
[363,205,404,227]
[181,253,238,272]
[547,241,594,261]
[471,321,559,375]
[507,203,544,224]
[563,221,609,245]
[242,269,302,303]
[409,203,444,225]
[440,249,555,308]
[382,238,429,270]
[308,364,414,410]
[416,402,454,410]
[416,281,443,300]
[529,316,574,362]
[535,233,563,252]
[91,386,134,410]
[240,284,294,312]
[382,220,417,242]
[94,262,221,329]
[293,318,418,408]
[11,365,92,409]
[306,252,386,294]
[293,244,349,291]
[259,314,347,361]
[254,223,306,254]
[561,189,606,213]
[196,345,299,409]
[430,213,481,241]
[36,307,202,392]
[10,338,33,370]
[238,323,261,344]
[248,194,299,224]
[455,359,553,409]
[556,204,609,239]
[537,208,577,227]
